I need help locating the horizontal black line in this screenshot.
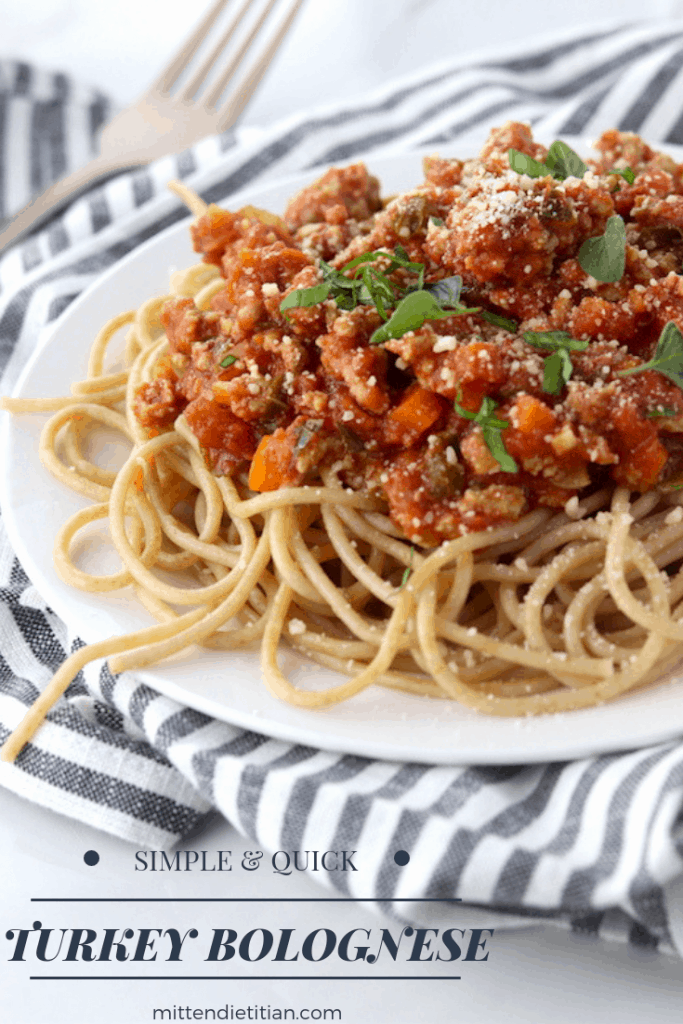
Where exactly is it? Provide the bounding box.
[31,898,462,903]
[31,976,461,981]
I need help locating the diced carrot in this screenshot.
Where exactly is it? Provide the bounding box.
[389,385,444,435]
[620,435,668,490]
[212,378,239,404]
[514,394,556,435]
[248,434,287,492]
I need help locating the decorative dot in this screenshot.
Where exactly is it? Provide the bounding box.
[366,954,376,963]
[83,850,100,866]
[394,850,410,867]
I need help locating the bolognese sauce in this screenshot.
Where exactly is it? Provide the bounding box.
[134,122,683,547]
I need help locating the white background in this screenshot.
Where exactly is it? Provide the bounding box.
[4,783,683,1024]
[2,0,683,124]
[3,1,683,1021]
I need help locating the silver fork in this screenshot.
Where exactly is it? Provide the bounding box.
[0,0,304,255]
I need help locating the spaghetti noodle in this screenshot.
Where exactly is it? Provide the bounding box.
[5,122,683,762]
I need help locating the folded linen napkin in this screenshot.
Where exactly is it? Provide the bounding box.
[3,19,683,956]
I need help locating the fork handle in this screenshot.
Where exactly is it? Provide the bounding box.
[0,155,143,257]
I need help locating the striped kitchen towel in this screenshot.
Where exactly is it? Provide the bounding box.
[2,18,683,955]
[0,60,111,224]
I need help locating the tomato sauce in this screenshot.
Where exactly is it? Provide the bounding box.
[134,124,683,545]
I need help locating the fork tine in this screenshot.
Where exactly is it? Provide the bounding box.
[151,0,232,96]
[179,0,255,102]
[214,0,304,129]
[201,0,280,111]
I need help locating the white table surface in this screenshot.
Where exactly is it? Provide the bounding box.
[3,2,683,1021]
[3,783,683,1024]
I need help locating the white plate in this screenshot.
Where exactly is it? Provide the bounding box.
[5,139,683,765]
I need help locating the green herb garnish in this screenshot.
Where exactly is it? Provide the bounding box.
[545,140,588,180]
[370,290,454,345]
[618,321,683,391]
[279,282,330,319]
[369,270,517,345]
[398,546,415,589]
[220,353,237,368]
[508,140,587,182]
[280,255,519,345]
[523,330,589,395]
[318,262,361,311]
[279,246,425,322]
[478,310,518,333]
[429,216,445,227]
[645,407,677,418]
[428,275,461,307]
[509,144,634,188]
[425,275,518,332]
[343,245,426,319]
[453,394,518,473]
[508,149,552,179]
[508,144,626,282]
[426,275,471,311]
[577,215,625,283]
[605,166,636,184]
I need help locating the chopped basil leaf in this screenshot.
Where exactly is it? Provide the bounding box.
[319,262,361,310]
[508,148,551,179]
[426,275,464,309]
[281,249,516,345]
[606,166,636,184]
[358,265,395,320]
[398,546,415,589]
[429,216,444,227]
[618,321,683,391]
[453,394,518,474]
[523,329,589,395]
[220,353,237,368]
[383,245,425,280]
[542,349,572,395]
[370,290,453,345]
[321,247,427,316]
[483,424,518,473]
[577,215,626,283]
[645,406,677,418]
[342,246,424,282]
[320,262,357,289]
[280,282,330,318]
[508,140,587,182]
[342,252,382,270]
[523,330,589,353]
[478,310,518,333]
[424,276,518,332]
[545,140,587,180]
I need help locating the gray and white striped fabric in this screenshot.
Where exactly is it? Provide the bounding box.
[4,18,683,955]
[0,60,111,223]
